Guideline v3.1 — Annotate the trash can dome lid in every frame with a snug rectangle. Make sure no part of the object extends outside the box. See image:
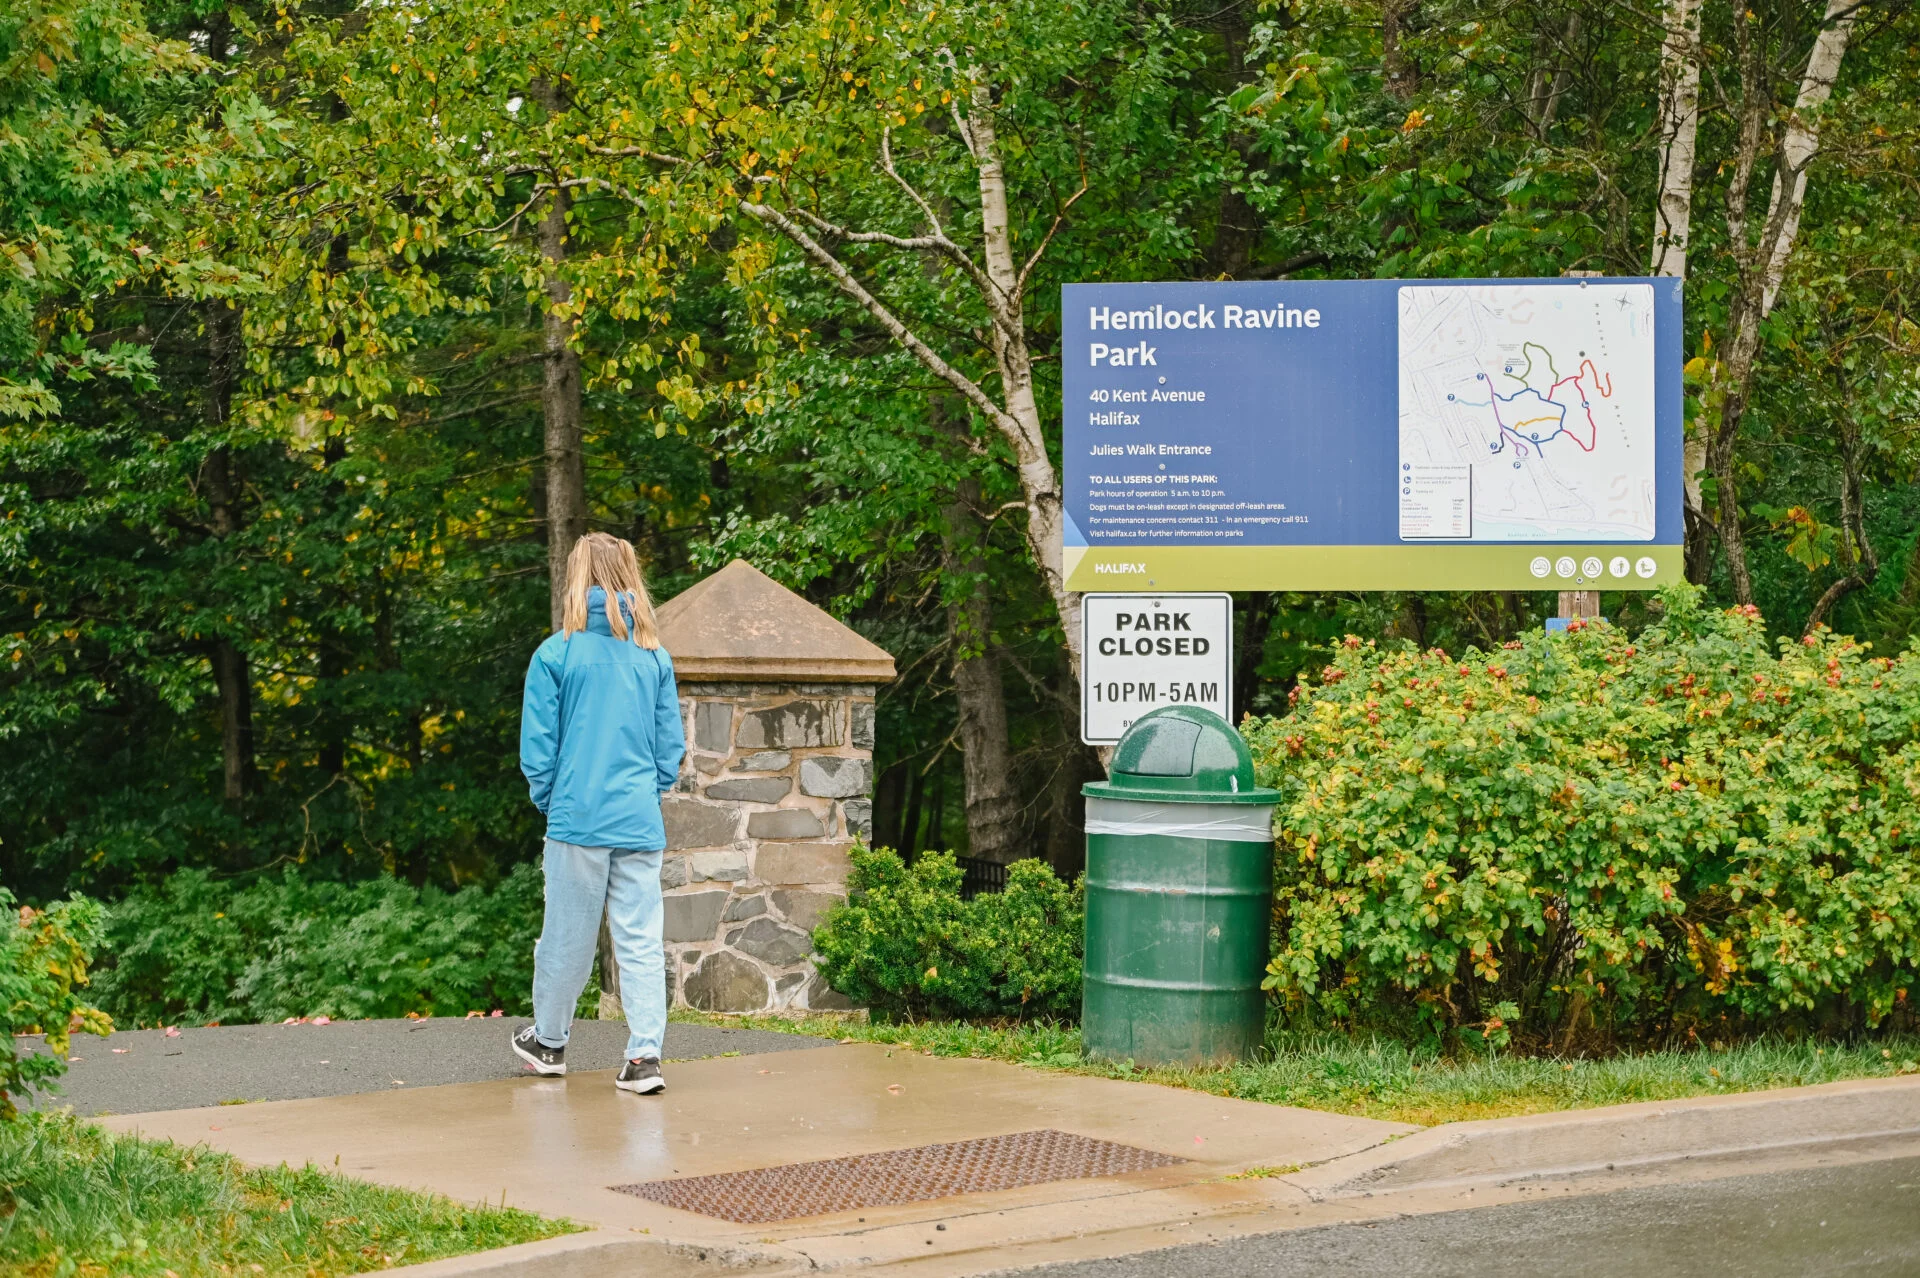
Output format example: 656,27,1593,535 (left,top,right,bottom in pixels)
1082,705,1280,804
